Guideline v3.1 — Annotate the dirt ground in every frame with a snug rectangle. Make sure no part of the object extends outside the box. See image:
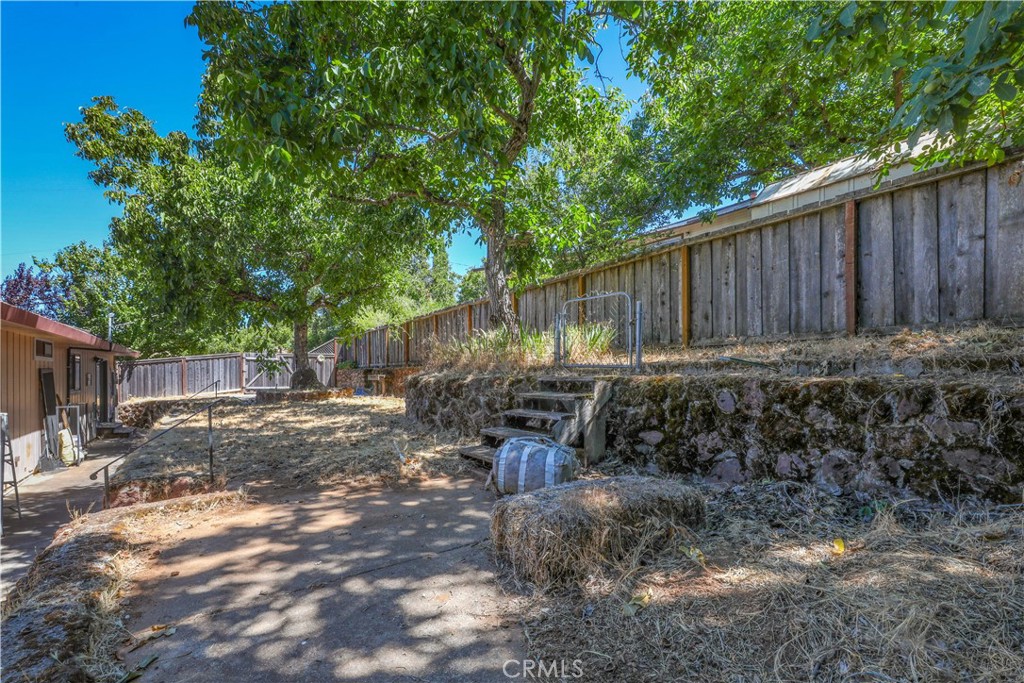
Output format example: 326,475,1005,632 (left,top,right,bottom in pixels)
118,477,521,683
112,396,473,494
510,474,1024,683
